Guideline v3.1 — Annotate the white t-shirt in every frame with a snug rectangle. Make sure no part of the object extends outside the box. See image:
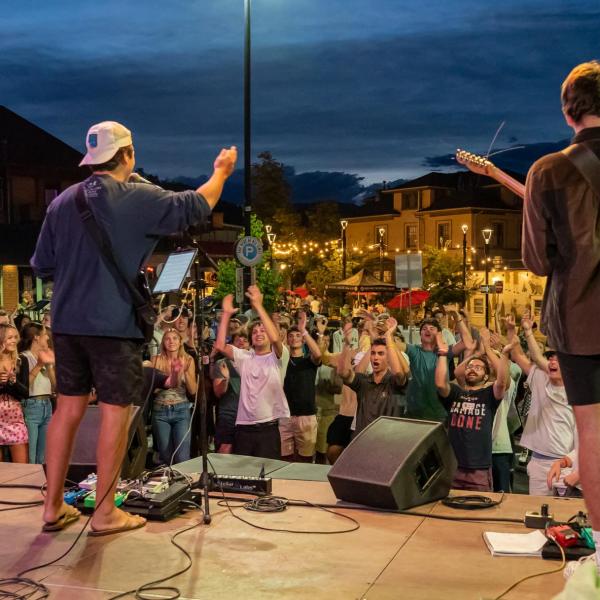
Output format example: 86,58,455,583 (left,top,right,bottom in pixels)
21,350,52,396
232,346,290,425
520,365,576,458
